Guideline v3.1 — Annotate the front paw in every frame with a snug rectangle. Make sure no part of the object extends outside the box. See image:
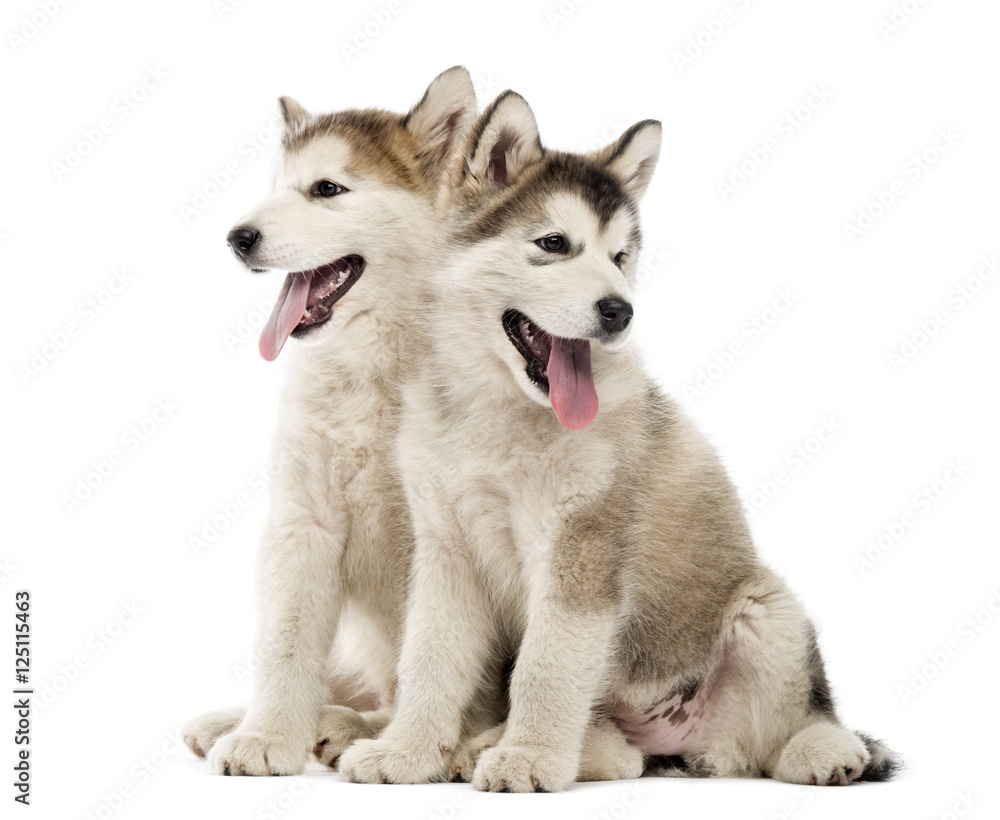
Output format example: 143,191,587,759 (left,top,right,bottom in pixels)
472,743,576,793
339,736,451,784
312,706,380,769
208,731,307,776
181,707,245,758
